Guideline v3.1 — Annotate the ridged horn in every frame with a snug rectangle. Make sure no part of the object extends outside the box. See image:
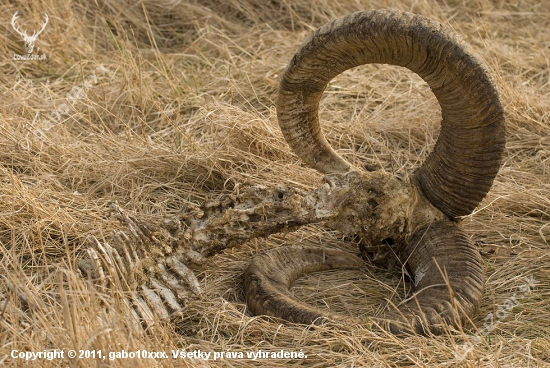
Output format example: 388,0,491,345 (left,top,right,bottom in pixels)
244,221,485,335
378,220,485,334
277,9,505,217
244,246,364,325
